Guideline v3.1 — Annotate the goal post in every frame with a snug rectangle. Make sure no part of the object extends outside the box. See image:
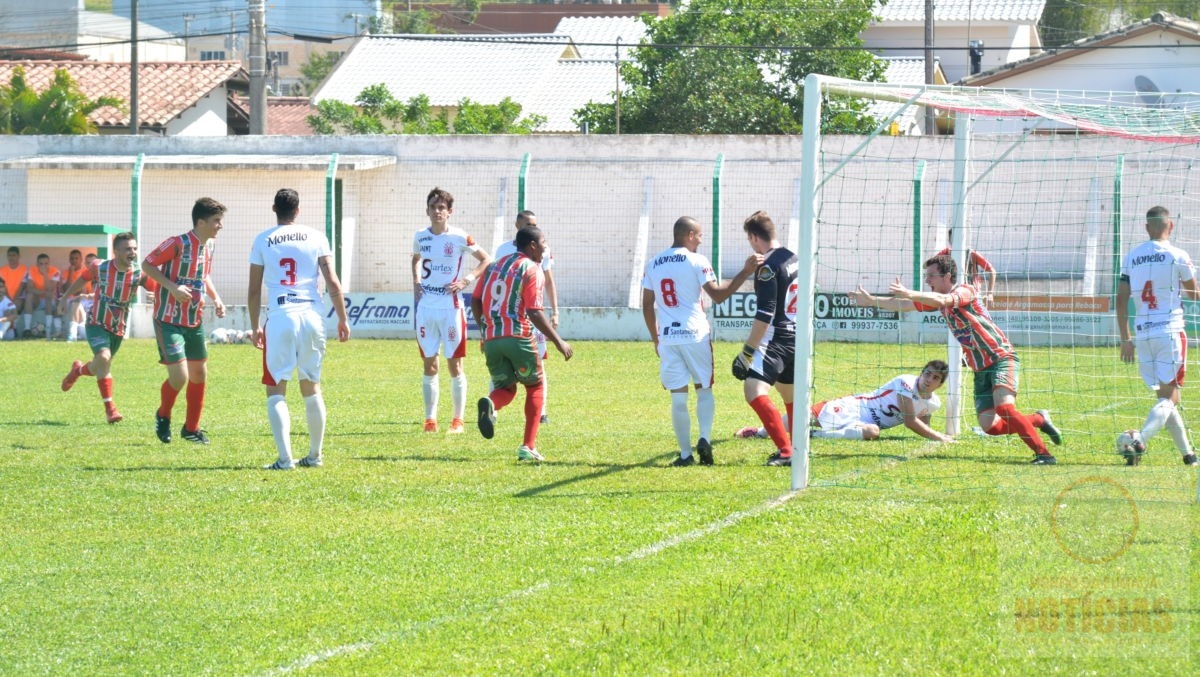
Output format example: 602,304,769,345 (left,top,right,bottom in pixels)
793,73,1200,491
